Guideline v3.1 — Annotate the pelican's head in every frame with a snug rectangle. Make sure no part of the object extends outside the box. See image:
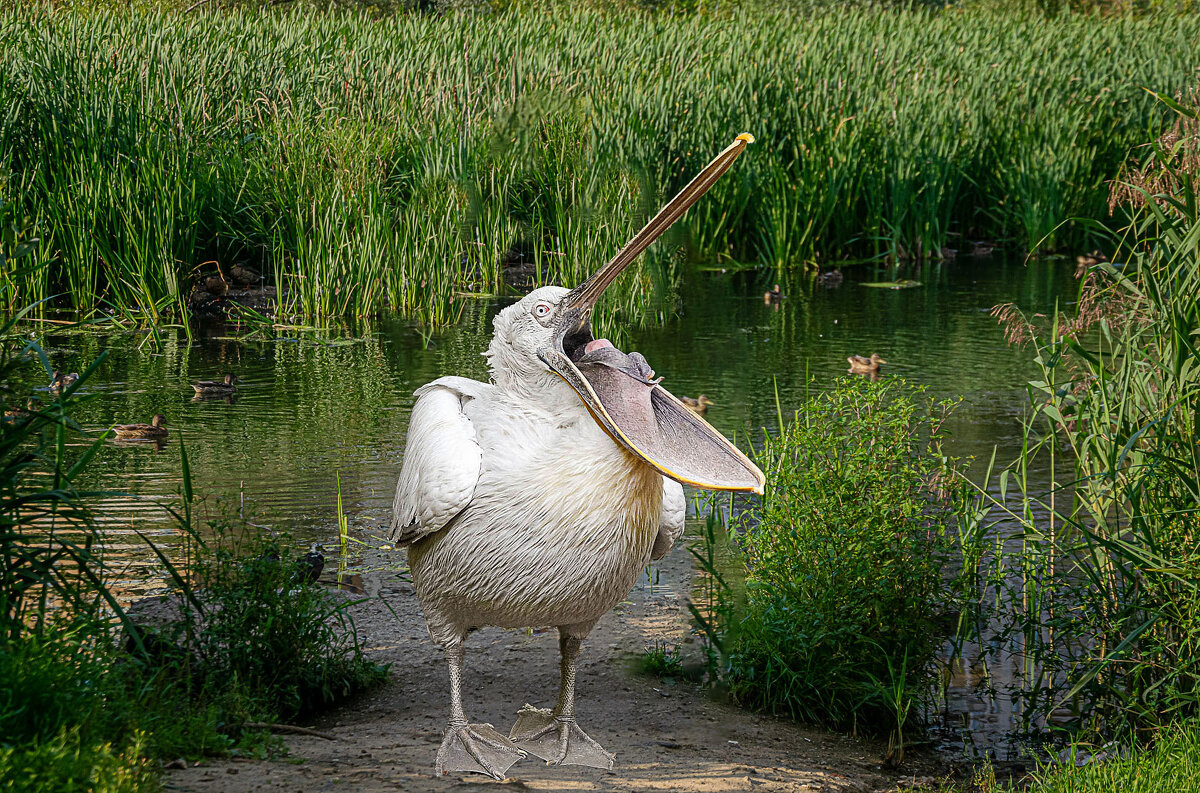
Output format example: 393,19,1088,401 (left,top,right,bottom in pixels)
487,286,573,395
488,134,765,495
